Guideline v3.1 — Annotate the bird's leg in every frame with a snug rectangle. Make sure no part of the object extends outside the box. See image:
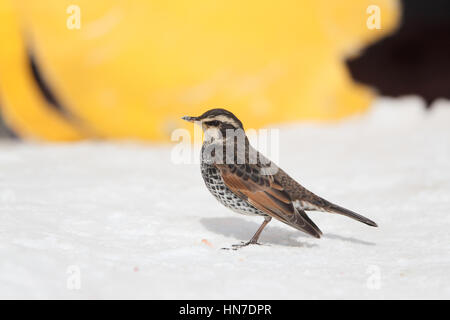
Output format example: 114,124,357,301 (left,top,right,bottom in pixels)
248,216,272,244
230,216,272,249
